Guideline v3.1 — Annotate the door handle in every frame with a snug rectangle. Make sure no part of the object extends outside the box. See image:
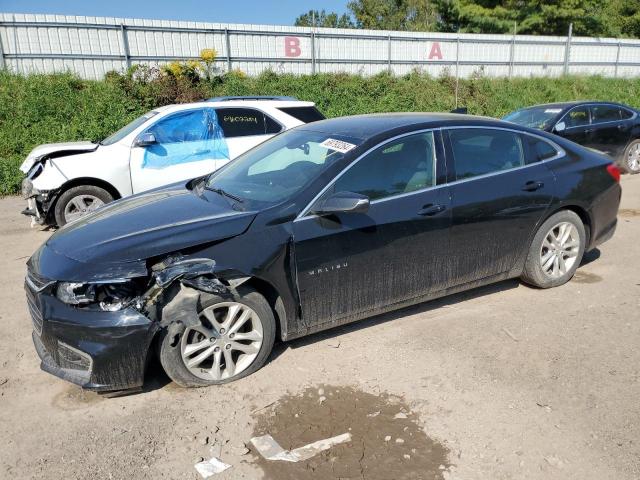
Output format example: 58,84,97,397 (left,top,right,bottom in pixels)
418,204,446,216
522,180,544,192
618,124,629,131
